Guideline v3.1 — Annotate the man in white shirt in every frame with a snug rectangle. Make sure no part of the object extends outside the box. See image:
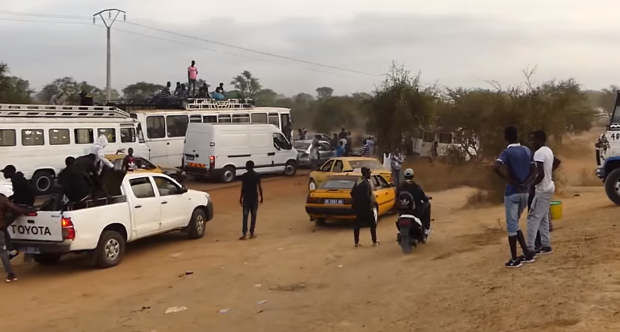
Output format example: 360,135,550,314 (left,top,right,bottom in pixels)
525,130,555,257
